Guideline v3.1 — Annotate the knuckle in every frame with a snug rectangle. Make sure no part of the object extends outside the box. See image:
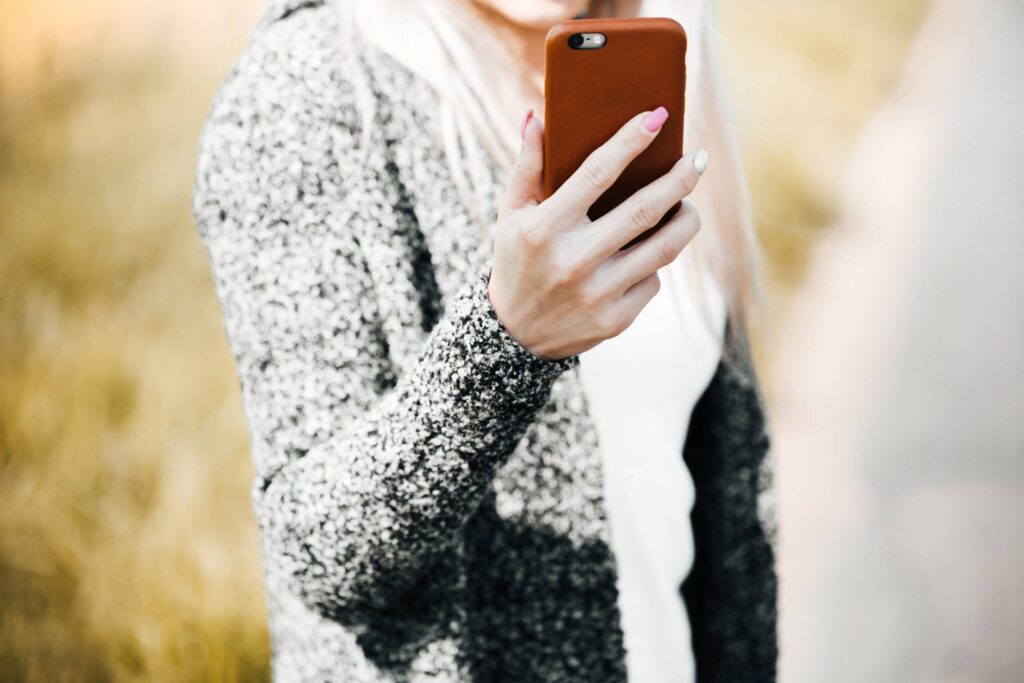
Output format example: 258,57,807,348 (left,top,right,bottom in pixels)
654,237,677,267
600,308,631,338
553,254,586,288
675,163,700,196
629,200,657,230
680,200,702,234
622,129,649,155
577,282,605,311
519,222,549,251
648,272,663,296
582,156,611,189
513,155,533,175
